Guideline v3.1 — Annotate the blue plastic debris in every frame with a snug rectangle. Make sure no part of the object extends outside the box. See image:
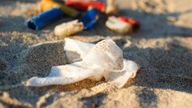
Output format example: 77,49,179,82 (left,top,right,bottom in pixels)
26,8,64,30
80,8,98,30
